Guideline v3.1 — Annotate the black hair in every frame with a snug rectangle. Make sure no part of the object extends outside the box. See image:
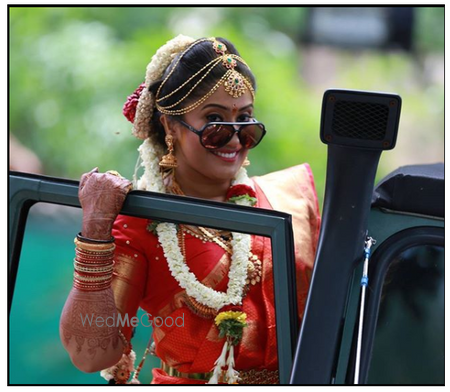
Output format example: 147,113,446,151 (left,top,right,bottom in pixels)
148,37,257,147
